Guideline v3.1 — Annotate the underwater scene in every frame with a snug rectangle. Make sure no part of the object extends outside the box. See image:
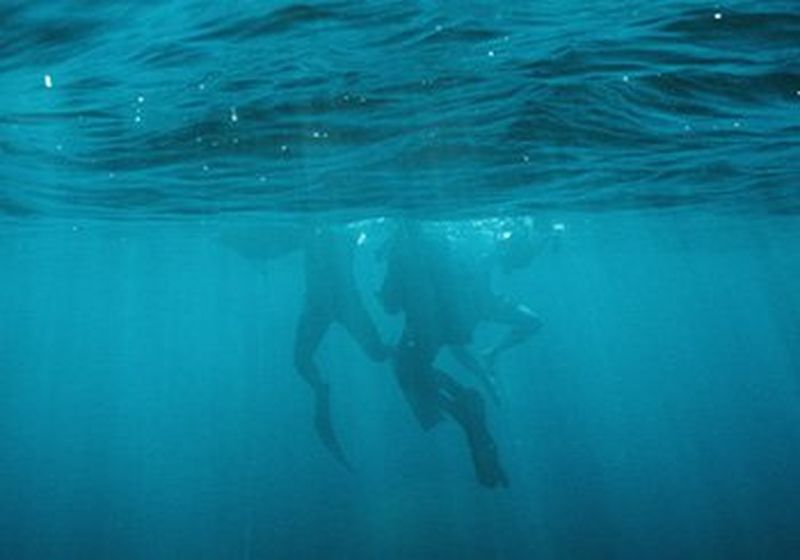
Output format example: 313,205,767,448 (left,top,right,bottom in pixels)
1,1,799,558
